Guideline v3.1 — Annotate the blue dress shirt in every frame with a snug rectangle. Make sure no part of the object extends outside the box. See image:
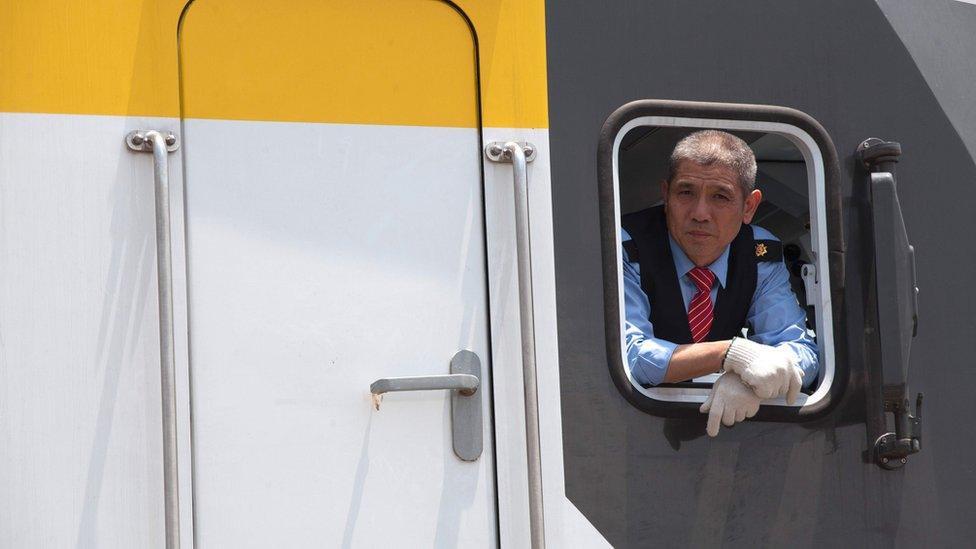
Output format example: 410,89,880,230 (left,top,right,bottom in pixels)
621,225,819,388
